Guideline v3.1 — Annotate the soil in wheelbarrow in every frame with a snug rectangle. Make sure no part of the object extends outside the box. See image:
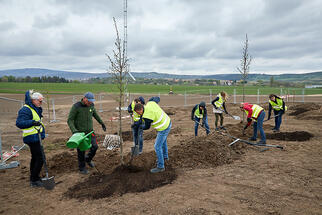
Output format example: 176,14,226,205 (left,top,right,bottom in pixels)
64,132,246,200
266,131,314,141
